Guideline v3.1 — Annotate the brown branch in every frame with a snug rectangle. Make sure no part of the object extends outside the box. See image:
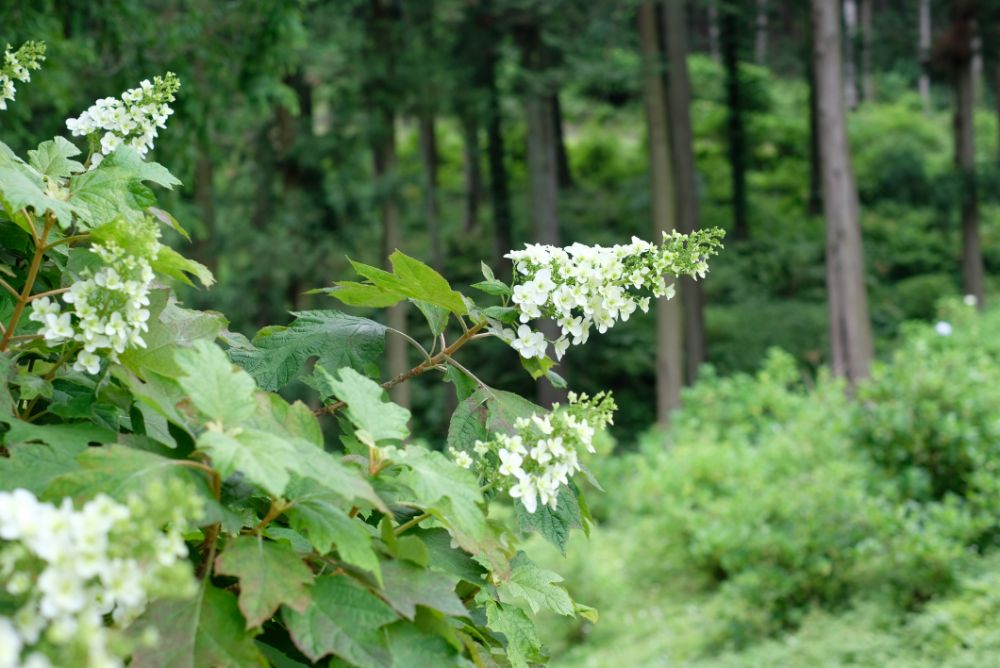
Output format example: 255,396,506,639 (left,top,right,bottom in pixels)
1,213,55,352
314,320,486,416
